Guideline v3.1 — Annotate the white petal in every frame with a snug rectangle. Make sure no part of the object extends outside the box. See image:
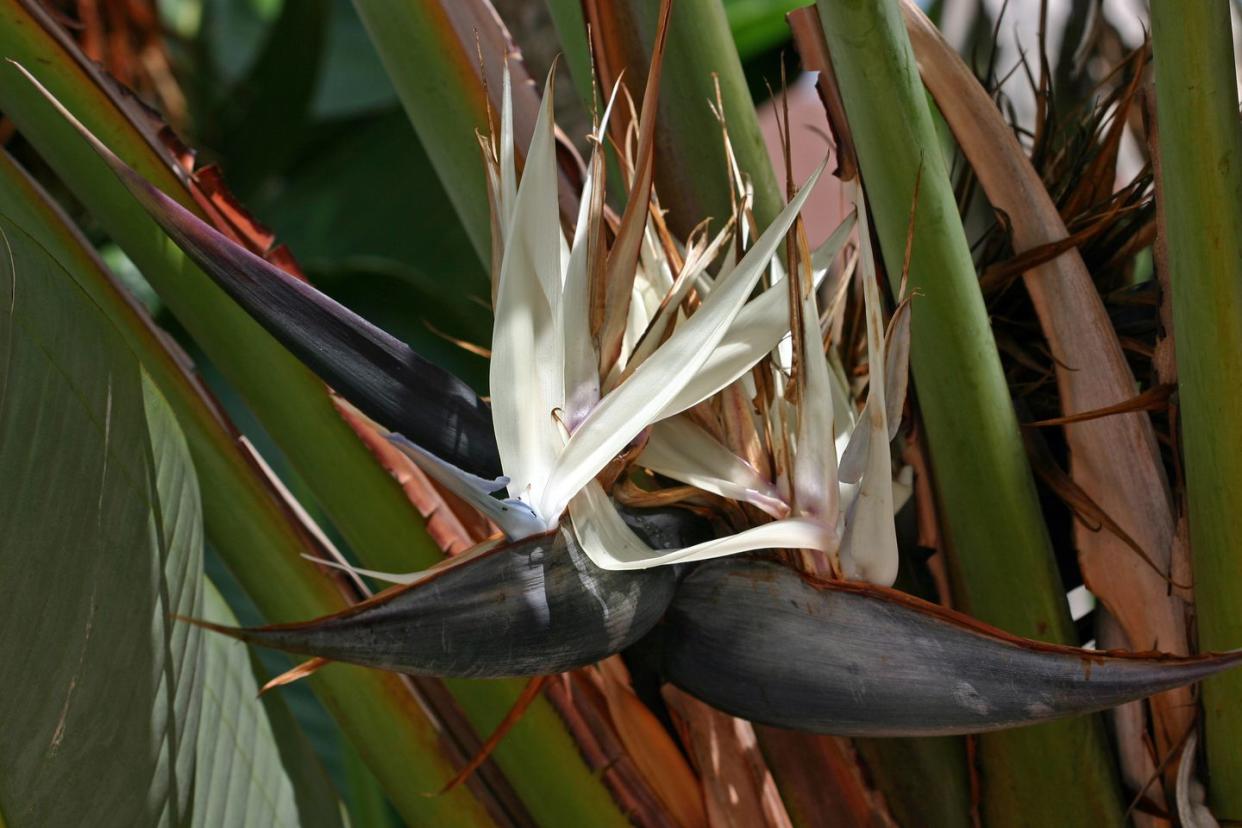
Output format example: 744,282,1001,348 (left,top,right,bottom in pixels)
793,240,841,530
303,538,504,585
490,68,564,503
884,297,912,440
499,64,518,238
838,188,898,586
639,417,788,518
562,85,620,428
569,479,833,570
388,435,547,539
837,400,871,485
656,211,856,419
539,161,827,521
626,215,737,373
